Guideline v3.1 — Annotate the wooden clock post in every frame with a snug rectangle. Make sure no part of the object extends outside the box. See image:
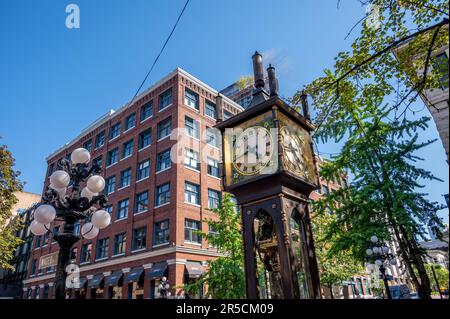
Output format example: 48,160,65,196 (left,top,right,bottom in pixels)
215,52,322,299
